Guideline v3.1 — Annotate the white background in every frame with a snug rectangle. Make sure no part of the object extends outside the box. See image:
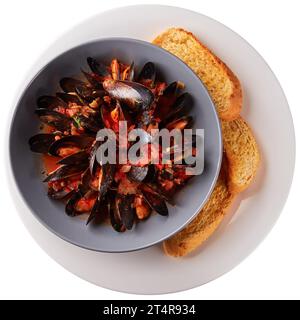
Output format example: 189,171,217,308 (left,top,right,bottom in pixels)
0,0,299,300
